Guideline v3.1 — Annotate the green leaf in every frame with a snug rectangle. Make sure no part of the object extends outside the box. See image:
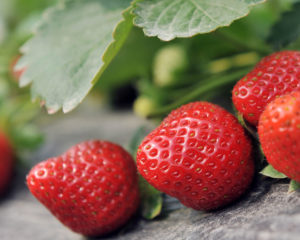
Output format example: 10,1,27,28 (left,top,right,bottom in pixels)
289,180,300,193
10,124,44,151
128,126,149,157
236,112,258,140
0,18,8,45
260,164,287,179
0,79,10,101
132,0,266,41
267,2,300,49
17,0,133,114
243,0,266,5
128,127,163,219
0,92,43,153
97,28,165,91
139,176,163,219
0,0,54,30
